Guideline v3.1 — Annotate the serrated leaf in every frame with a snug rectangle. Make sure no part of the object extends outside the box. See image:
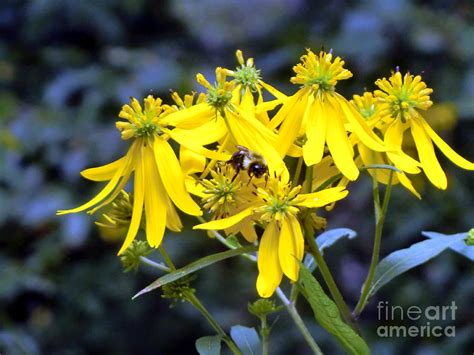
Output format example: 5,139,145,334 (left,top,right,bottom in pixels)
298,264,370,355
196,335,222,355
368,233,467,298
133,245,257,299
230,325,261,355
422,231,474,261
304,228,357,272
